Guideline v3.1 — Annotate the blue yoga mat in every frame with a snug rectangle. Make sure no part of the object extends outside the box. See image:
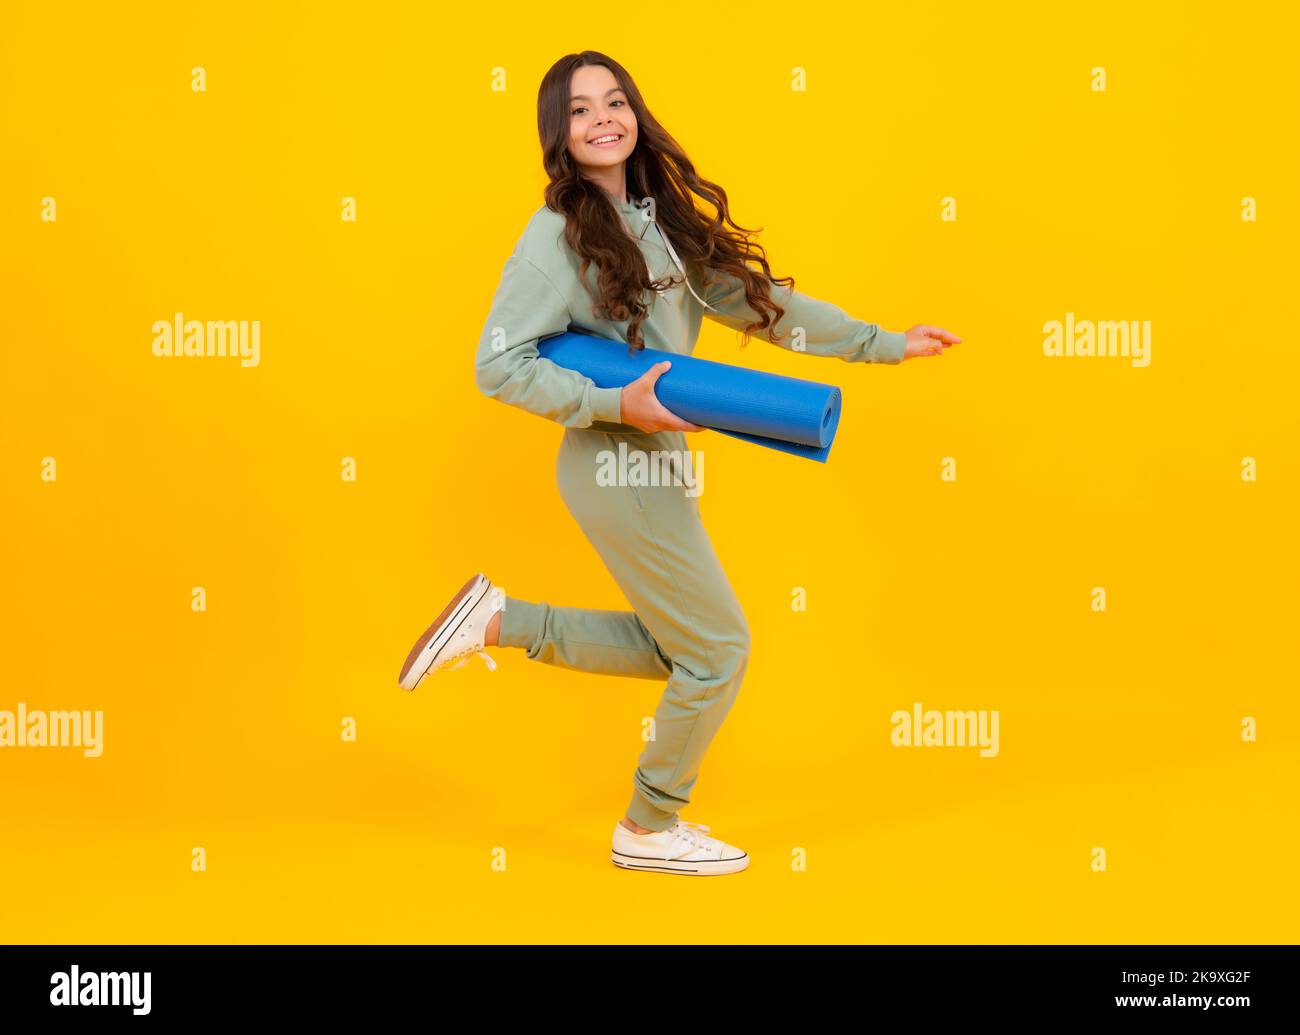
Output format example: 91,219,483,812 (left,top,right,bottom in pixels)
536,332,844,462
